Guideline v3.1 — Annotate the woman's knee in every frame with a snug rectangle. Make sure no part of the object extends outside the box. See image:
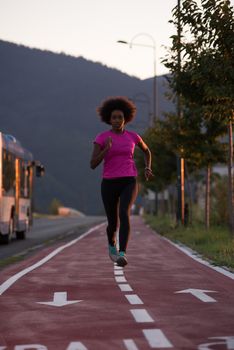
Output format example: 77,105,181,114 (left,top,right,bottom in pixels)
119,207,130,222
